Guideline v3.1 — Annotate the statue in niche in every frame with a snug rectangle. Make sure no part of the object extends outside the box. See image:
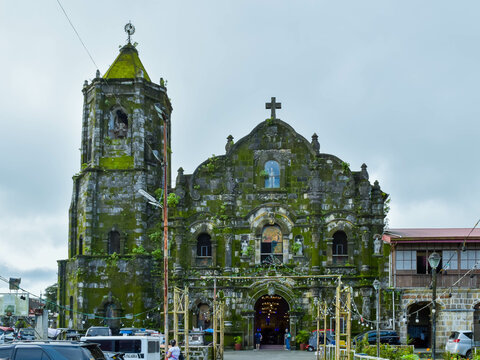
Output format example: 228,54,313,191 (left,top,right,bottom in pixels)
295,236,303,255
109,109,128,138
241,239,249,256
374,235,382,255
